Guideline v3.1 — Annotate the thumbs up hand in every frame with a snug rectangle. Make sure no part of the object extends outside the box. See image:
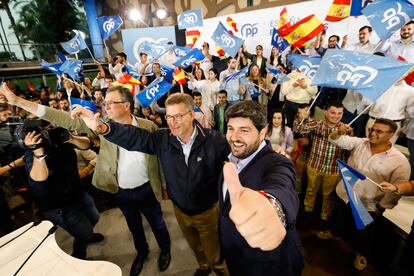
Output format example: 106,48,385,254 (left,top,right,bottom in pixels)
223,162,287,251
